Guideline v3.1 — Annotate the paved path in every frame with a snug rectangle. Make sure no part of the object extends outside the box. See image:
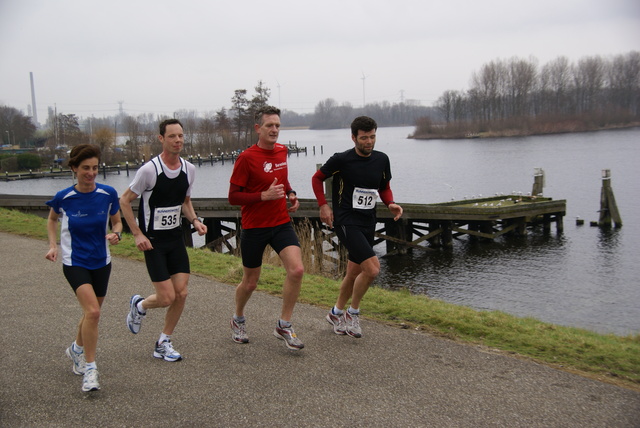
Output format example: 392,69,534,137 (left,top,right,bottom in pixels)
1,232,639,427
